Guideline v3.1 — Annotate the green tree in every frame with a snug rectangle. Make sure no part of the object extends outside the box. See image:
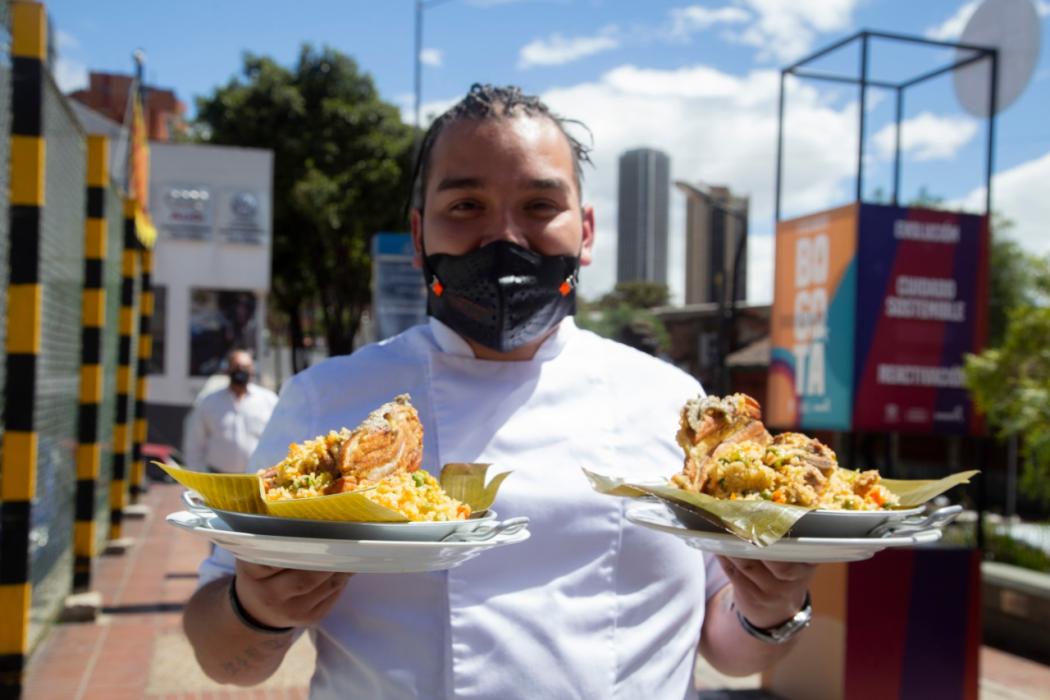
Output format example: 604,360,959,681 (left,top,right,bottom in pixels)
594,281,670,310
965,304,1050,505
577,282,672,355
195,46,415,365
